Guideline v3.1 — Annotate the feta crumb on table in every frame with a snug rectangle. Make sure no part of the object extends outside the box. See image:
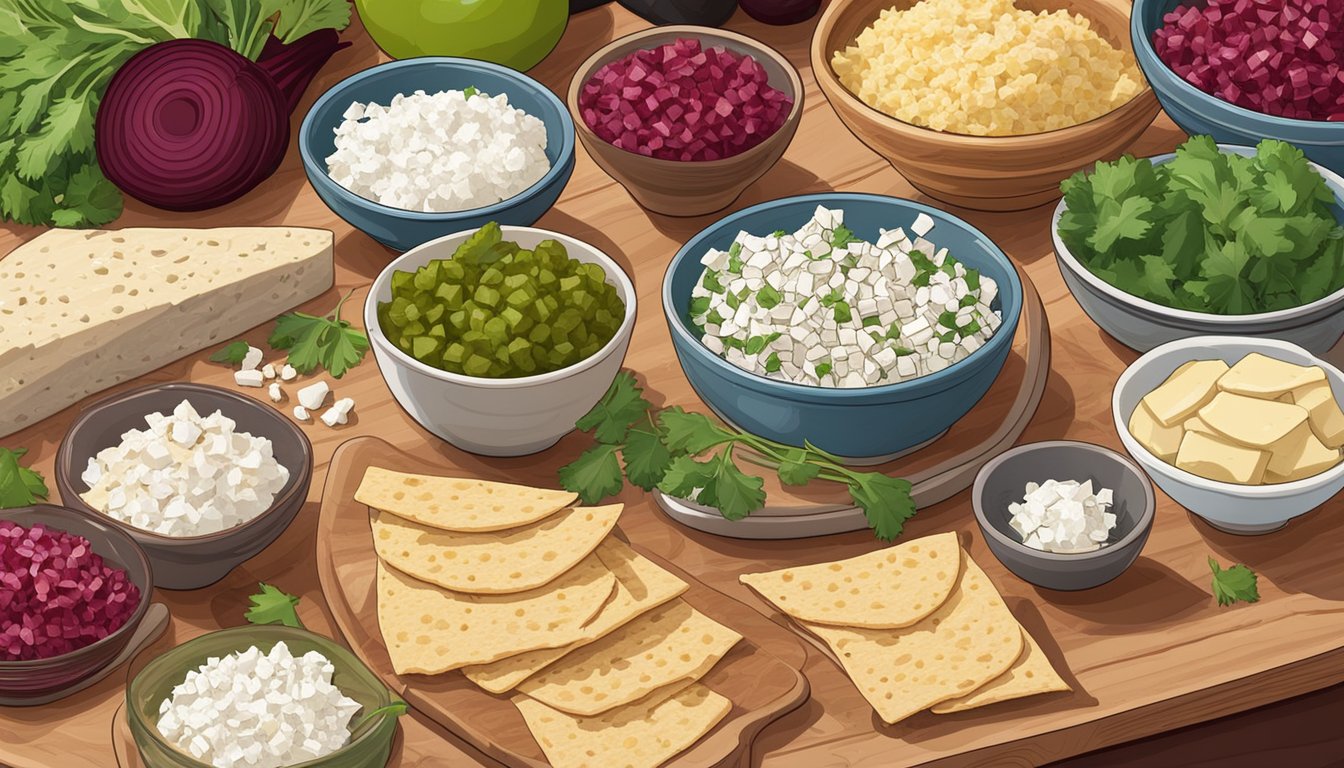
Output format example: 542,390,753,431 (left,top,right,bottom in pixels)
297,381,330,411
233,369,264,388
267,383,284,403
240,345,264,372
689,206,1002,388
261,363,276,380
293,405,311,422
280,364,298,382
1008,479,1117,554
320,397,356,427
